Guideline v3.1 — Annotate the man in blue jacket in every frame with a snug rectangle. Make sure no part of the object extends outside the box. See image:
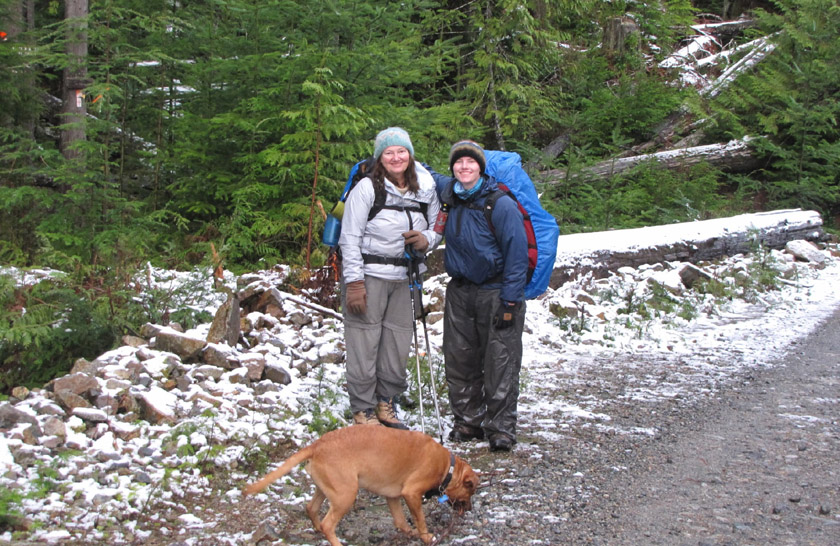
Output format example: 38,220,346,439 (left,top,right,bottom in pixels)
430,140,528,452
